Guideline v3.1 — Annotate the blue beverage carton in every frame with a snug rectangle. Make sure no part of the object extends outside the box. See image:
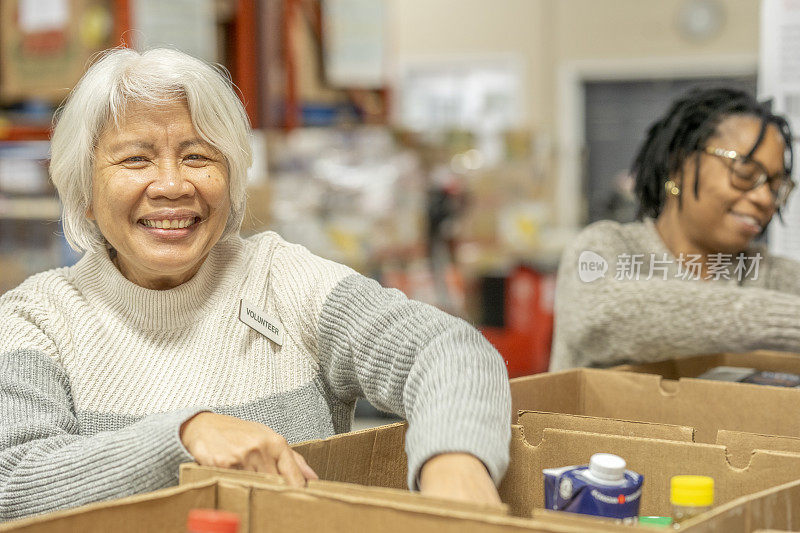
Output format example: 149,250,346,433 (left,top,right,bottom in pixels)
543,453,643,519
